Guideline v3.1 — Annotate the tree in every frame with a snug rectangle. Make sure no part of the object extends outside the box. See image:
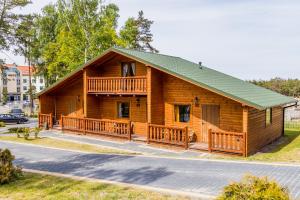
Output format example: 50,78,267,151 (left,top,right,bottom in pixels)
32,1,158,85
0,0,31,50
14,14,36,114
251,78,300,97
31,4,59,87
120,11,158,53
